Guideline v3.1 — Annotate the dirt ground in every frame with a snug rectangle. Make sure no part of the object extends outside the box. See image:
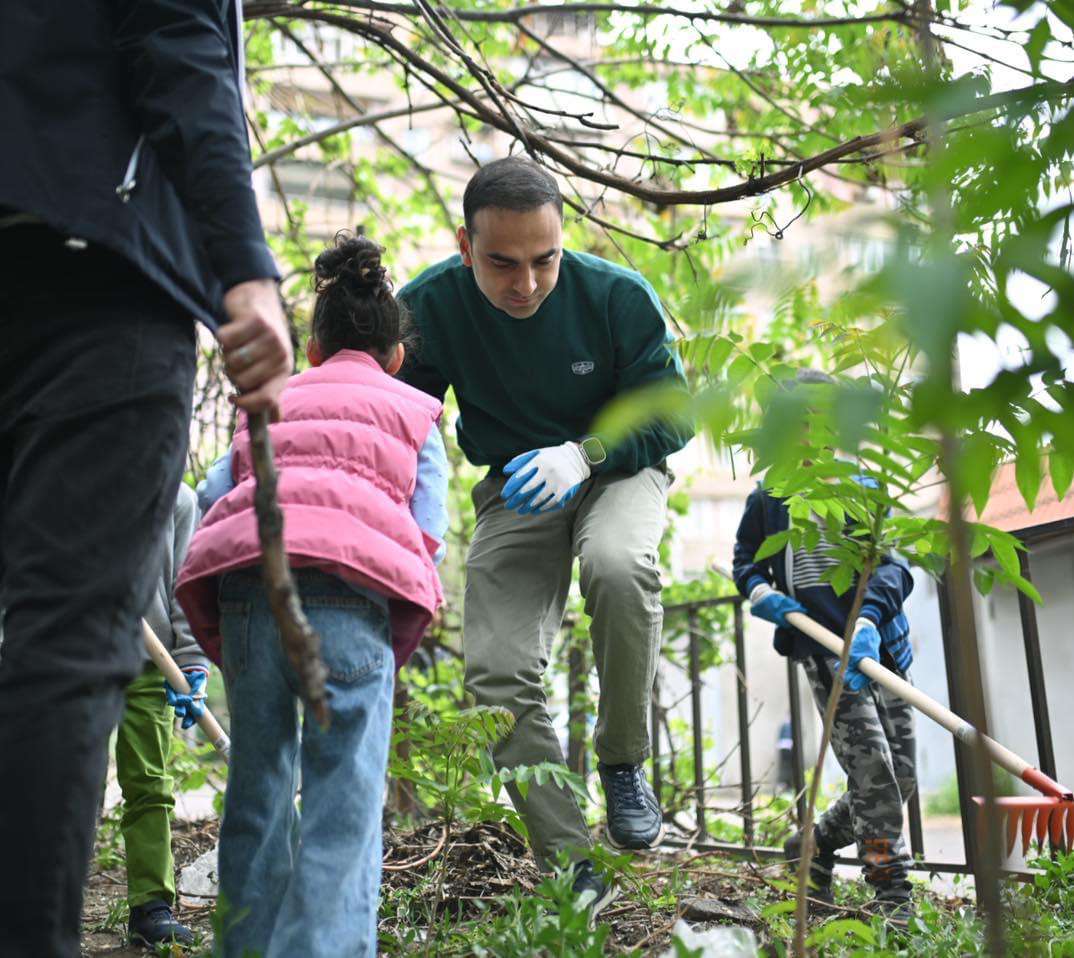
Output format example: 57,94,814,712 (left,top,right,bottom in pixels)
82,819,219,957
80,818,747,956
81,817,942,956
